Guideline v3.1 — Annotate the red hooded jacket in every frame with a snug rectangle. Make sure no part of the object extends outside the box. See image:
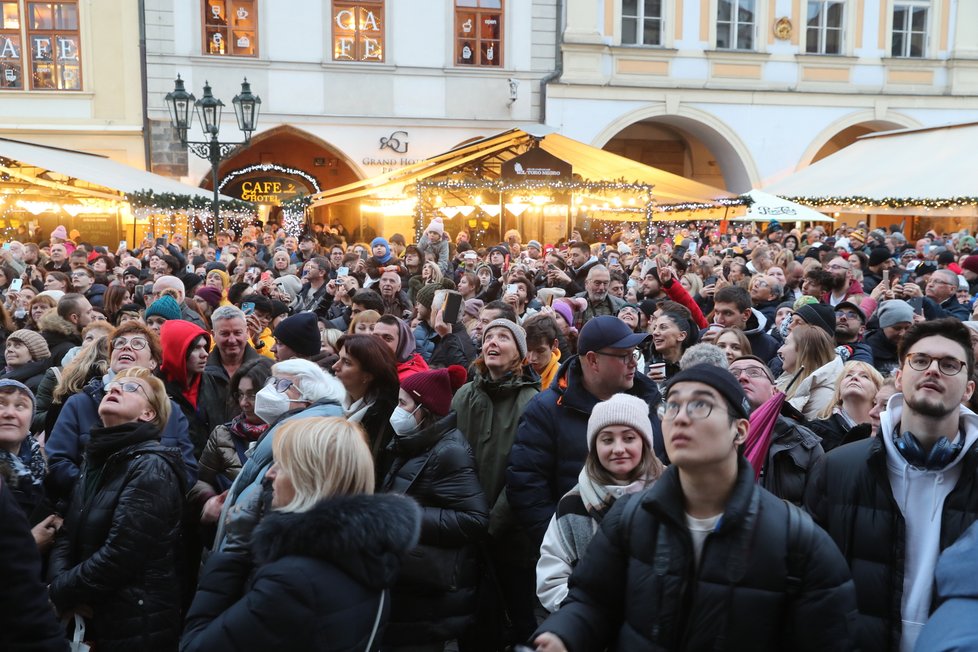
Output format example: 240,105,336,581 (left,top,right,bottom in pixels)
160,320,211,408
